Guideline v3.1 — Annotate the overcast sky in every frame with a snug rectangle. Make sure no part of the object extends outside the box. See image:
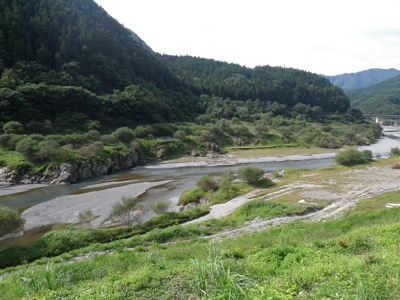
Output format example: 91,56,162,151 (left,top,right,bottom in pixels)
93,0,400,76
